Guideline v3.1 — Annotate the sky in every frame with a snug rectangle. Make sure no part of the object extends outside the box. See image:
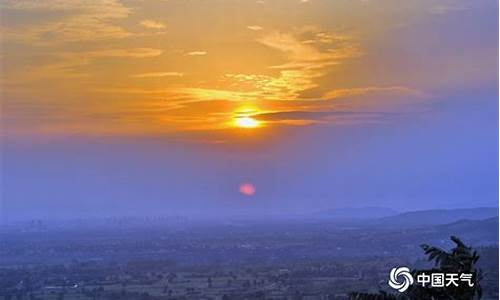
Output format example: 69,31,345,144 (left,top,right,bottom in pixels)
0,0,498,220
